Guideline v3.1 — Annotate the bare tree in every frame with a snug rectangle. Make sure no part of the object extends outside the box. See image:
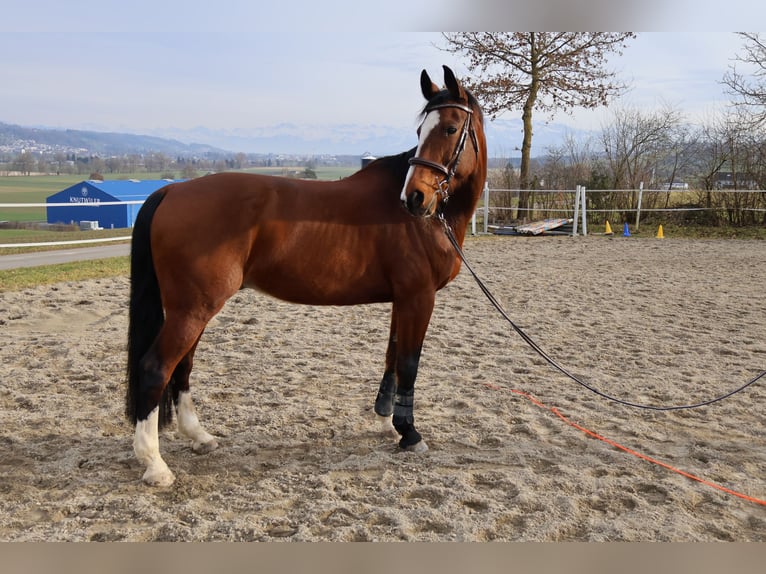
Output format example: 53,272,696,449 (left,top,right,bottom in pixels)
12,151,36,175
234,152,247,170
693,111,735,194
598,104,686,224
181,163,199,179
723,32,766,128
105,156,124,174
692,109,766,225
441,32,635,219
53,152,68,175
539,133,596,189
600,104,683,189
